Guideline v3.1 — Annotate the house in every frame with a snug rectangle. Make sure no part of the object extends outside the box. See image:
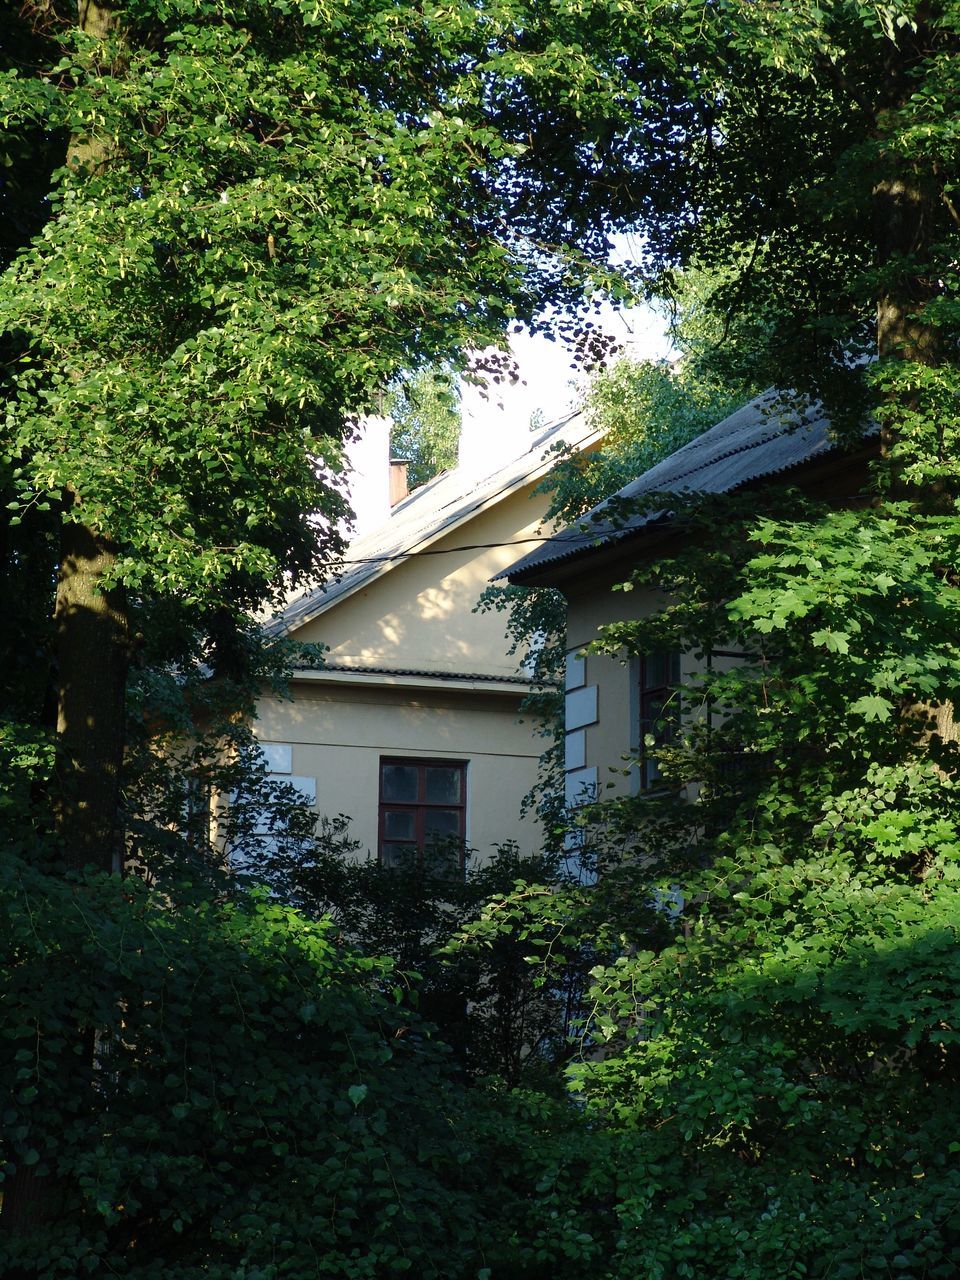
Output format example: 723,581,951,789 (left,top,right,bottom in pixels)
256,411,602,866
501,391,878,805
